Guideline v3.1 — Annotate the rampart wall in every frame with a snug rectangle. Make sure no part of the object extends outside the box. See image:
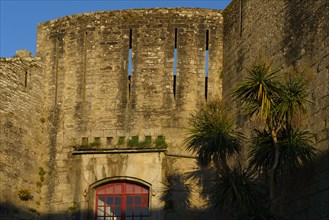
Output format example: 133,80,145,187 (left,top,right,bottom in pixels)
0,52,46,217
223,0,329,219
34,8,223,218
1,3,328,219
37,8,223,153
